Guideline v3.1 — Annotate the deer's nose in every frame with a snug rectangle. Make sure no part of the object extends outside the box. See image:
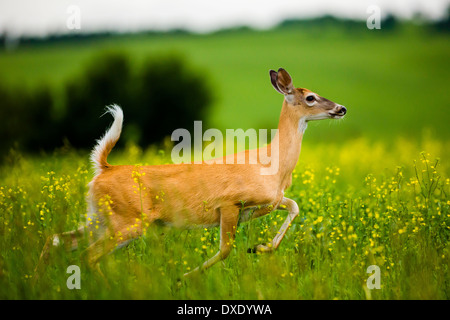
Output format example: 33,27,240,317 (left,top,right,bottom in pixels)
338,105,347,115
